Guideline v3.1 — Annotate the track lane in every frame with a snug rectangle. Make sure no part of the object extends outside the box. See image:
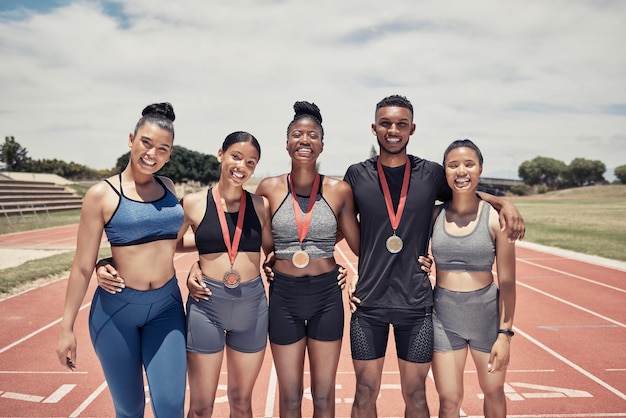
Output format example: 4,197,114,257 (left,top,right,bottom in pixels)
1,226,626,416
